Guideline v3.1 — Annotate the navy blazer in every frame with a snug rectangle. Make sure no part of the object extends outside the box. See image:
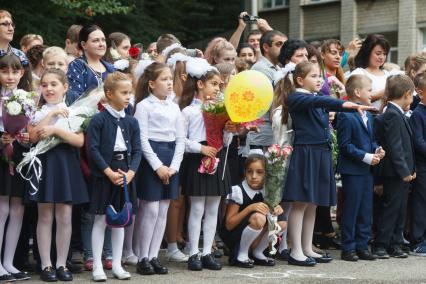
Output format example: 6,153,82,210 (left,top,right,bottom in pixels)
87,110,142,177
375,103,415,178
288,91,345,145
336,110,378,175
409,103,426,171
